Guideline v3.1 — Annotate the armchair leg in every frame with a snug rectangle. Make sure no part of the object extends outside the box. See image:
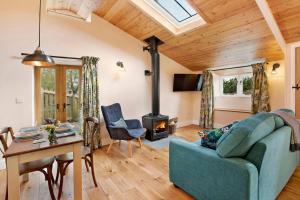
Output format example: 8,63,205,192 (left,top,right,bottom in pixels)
128,140,132,157
107,143,113,154
137,137,142,148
